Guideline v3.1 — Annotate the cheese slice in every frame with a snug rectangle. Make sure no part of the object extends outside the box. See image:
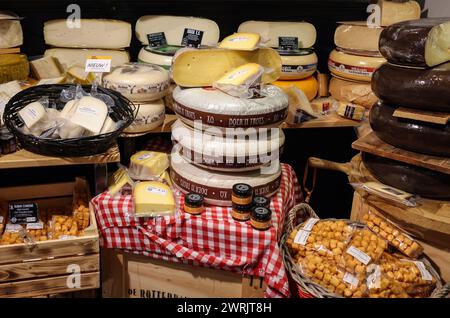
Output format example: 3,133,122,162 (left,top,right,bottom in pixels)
279,49,318,80
0,19,23,48
135,15,220,46
133,181,175,217
172,47,282,87
44,19,131,49
44,48,130,71
328,50,386,82
213,63,263,97
69,96,108,134
219,33,260,51
129,151,170,181
30,56,63,80
0,80,21,99
379,0,421,27
0,54,29,84
238,20,317,48
18,101,46,129
273,76,318,101
334,22,383,54
329,76,378,109
123,100,165,134
66,65,95,84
